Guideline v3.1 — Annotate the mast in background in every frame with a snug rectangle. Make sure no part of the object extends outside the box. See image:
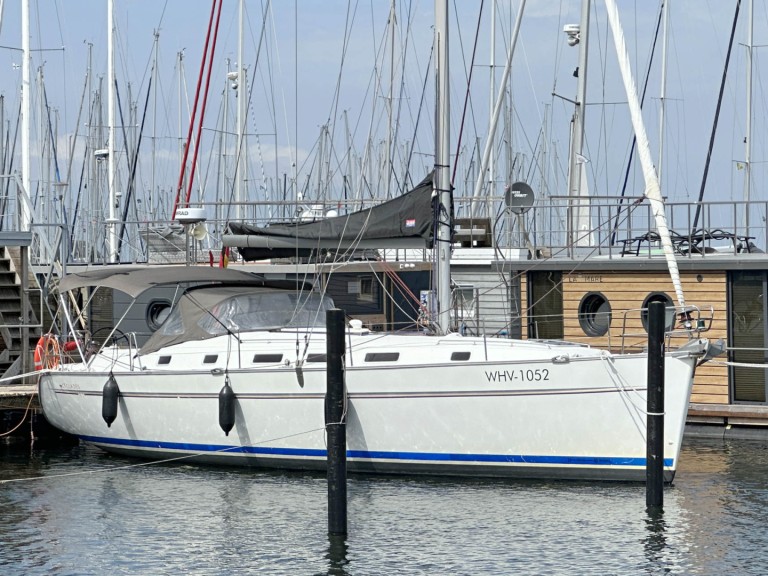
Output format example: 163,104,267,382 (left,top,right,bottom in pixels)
657,0,669,183
743,0,753,235
235,0,246,221
107,0,118,262
21,0,30,231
